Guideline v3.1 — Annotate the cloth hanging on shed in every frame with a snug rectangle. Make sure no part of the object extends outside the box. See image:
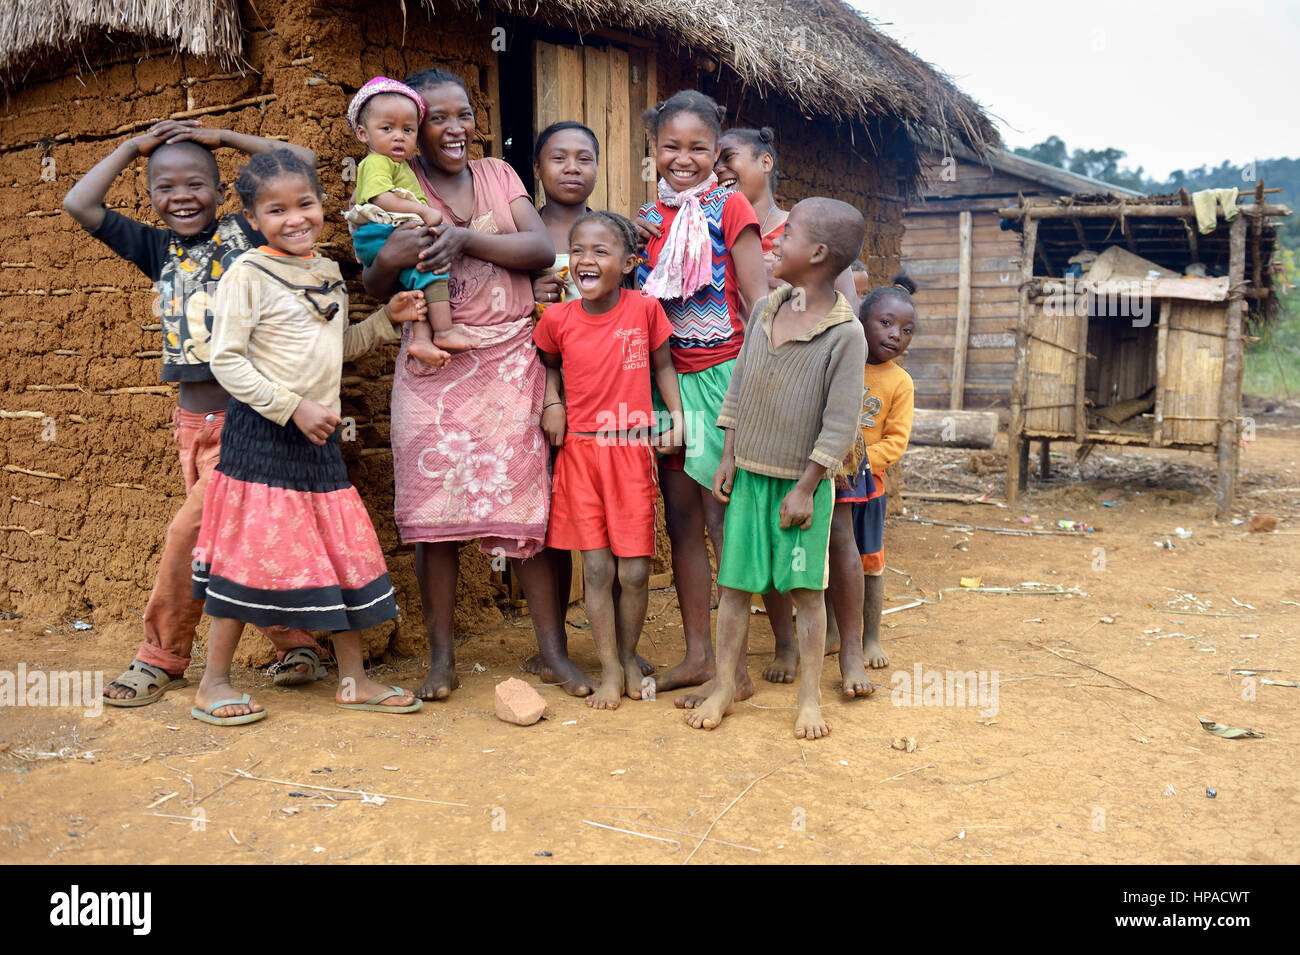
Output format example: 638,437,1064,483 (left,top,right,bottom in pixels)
1191,188,1239,234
